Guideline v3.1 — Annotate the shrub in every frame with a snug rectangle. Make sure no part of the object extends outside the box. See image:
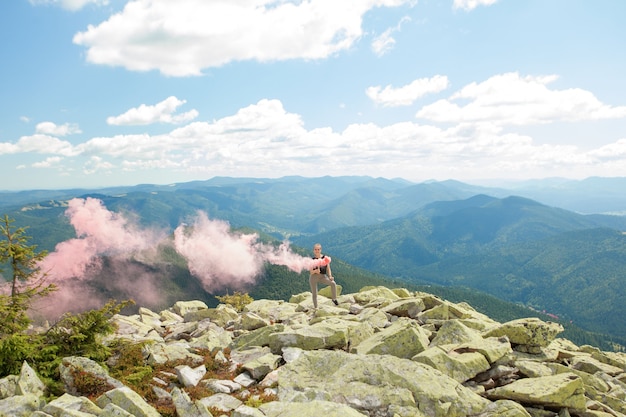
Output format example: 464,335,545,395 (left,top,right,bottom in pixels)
215,291,253,312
